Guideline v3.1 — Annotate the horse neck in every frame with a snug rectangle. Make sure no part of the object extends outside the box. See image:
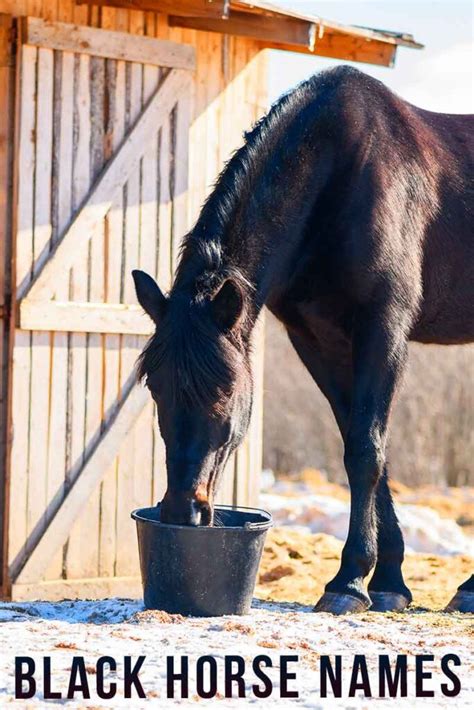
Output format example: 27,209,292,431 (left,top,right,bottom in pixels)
228,164,323,313
177,88,332,318
191,156,323,316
